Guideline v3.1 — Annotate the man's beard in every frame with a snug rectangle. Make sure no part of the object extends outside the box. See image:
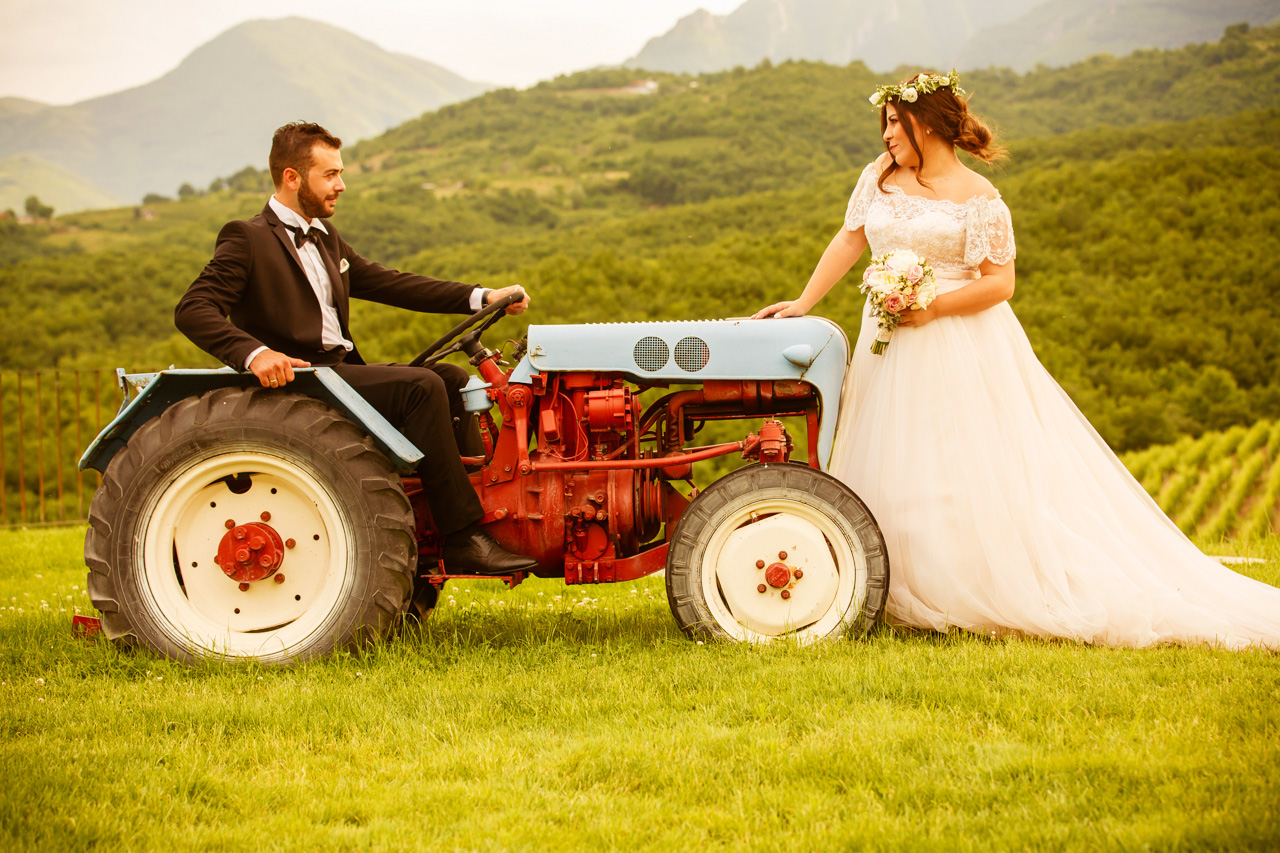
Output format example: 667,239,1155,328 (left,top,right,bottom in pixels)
298,179,333,220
